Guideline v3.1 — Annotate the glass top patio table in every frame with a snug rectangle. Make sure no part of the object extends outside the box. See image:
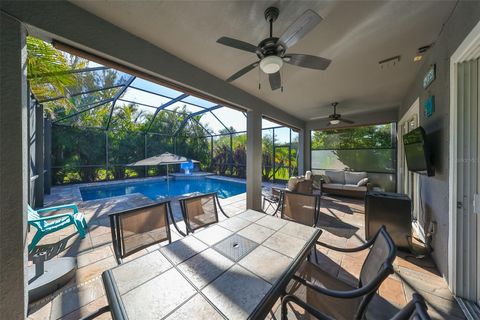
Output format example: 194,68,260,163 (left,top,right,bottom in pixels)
101,209,321,320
